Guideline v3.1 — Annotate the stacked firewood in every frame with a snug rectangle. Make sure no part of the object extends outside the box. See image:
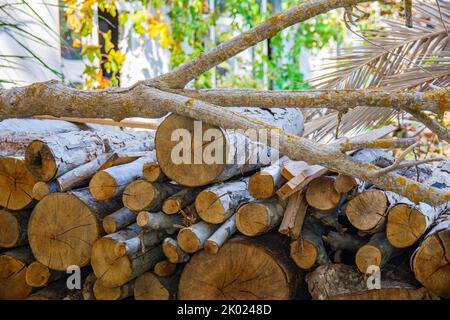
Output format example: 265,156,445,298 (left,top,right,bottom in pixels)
0,114,448,300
